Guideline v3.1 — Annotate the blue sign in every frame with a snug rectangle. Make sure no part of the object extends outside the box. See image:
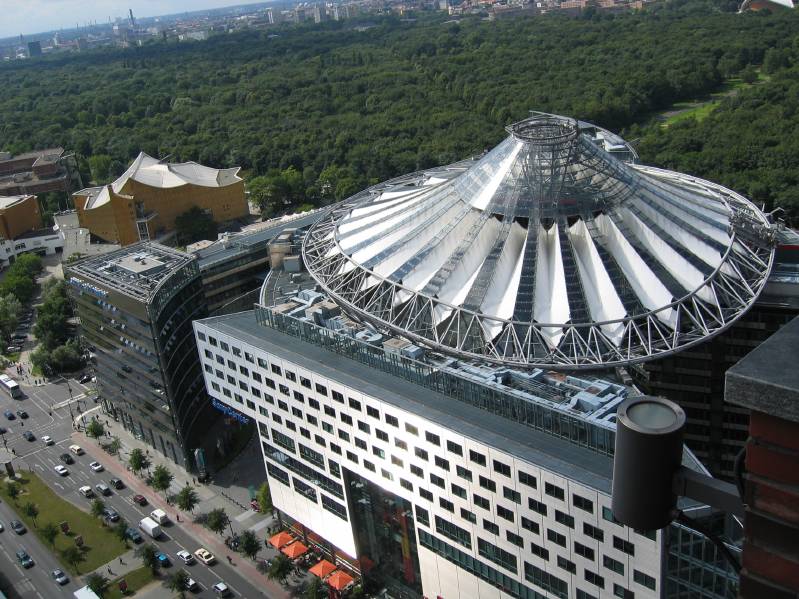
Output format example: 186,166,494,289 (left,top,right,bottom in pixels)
68,277,108,298
211,398,248,424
